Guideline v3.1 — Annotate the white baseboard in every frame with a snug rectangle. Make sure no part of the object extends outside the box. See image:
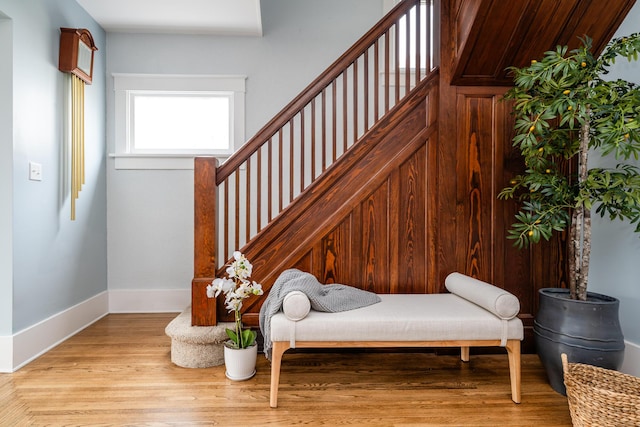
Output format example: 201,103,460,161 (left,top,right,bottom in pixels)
621,340,640,377
108,289,190,313
0,335,12,373
1,289,190,372
1,292,109,373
